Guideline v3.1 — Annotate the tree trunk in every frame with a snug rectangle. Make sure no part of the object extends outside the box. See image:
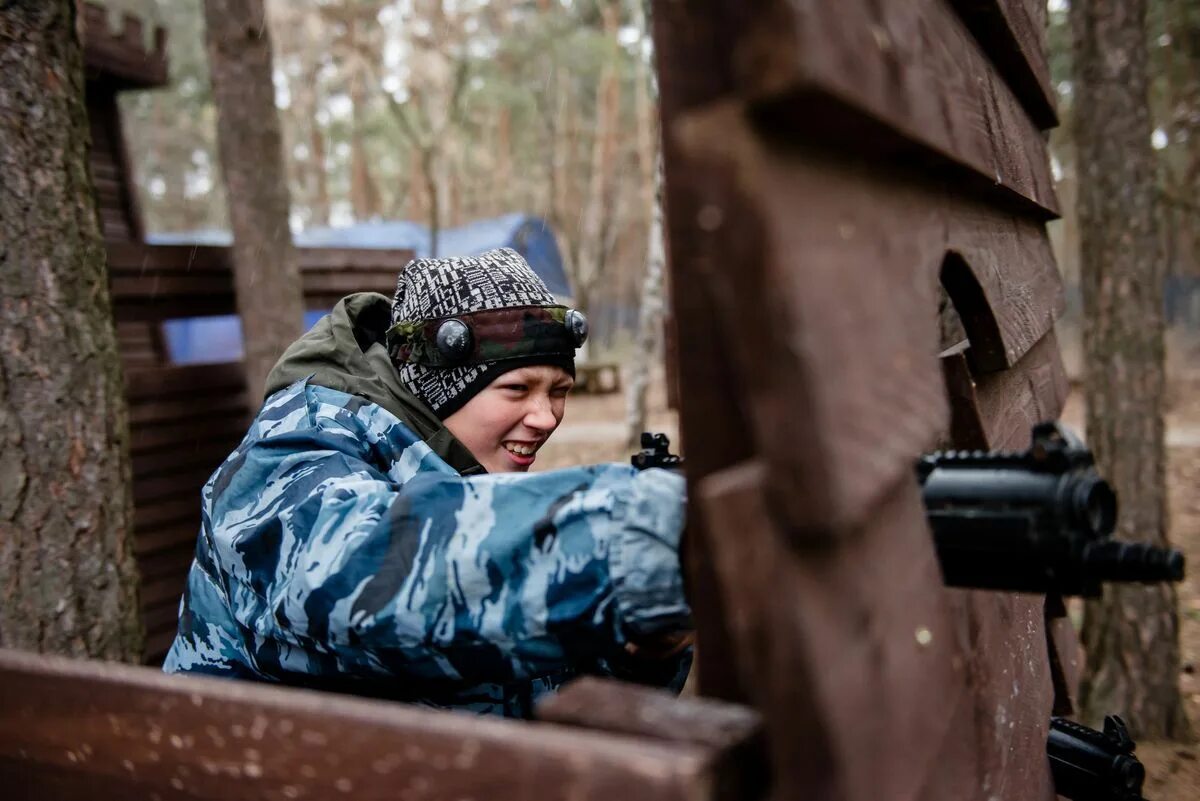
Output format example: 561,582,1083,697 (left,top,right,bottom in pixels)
626,156,666,449
0,0,142,660
1072,0,1188,739
574,0,622,316
203,0,304,405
